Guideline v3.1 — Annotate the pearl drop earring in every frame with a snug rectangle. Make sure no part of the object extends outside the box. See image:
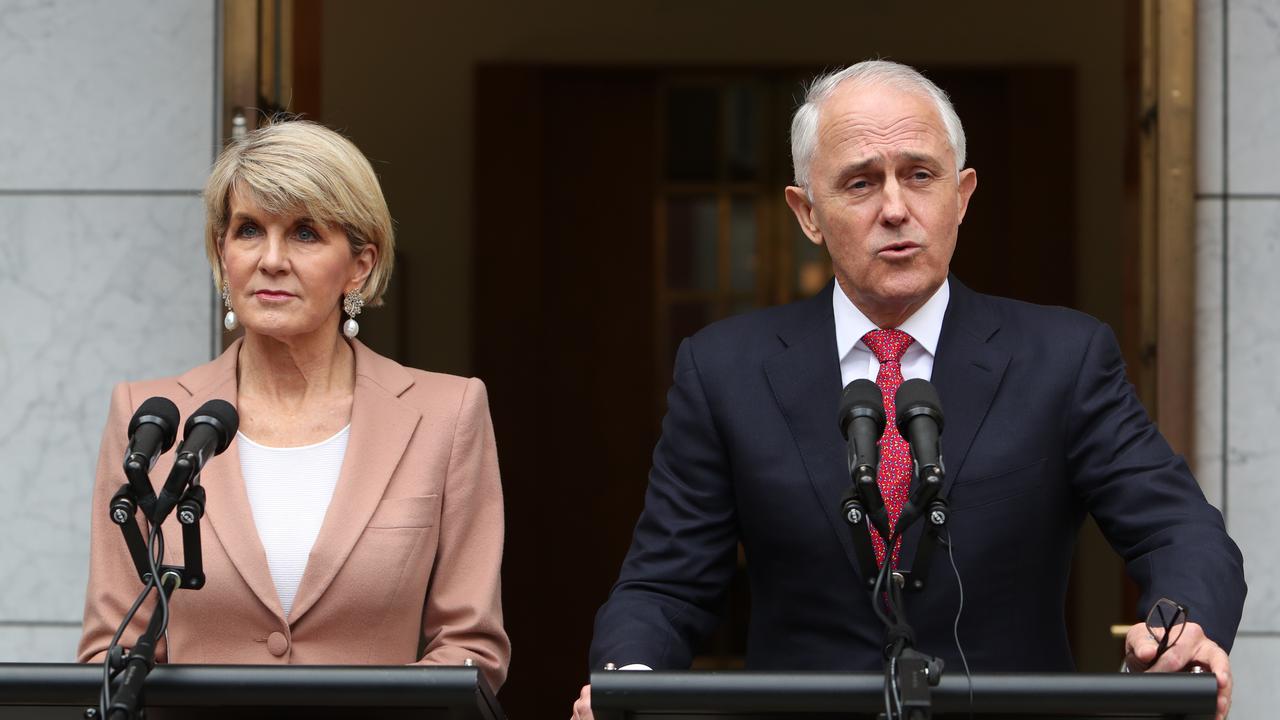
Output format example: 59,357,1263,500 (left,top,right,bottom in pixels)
343,290,364,338
222,281,238,331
